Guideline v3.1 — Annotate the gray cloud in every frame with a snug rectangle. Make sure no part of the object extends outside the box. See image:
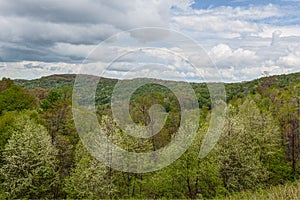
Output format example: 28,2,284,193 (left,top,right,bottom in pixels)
24,63,43,69
0,0,176,62
49,66,59,71
271,30,282,46
0,1,299,82
0,1,170,26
